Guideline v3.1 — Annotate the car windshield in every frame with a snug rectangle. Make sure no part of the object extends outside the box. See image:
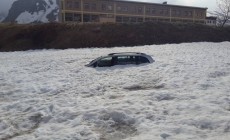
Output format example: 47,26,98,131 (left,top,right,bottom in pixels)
97,57,113,67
